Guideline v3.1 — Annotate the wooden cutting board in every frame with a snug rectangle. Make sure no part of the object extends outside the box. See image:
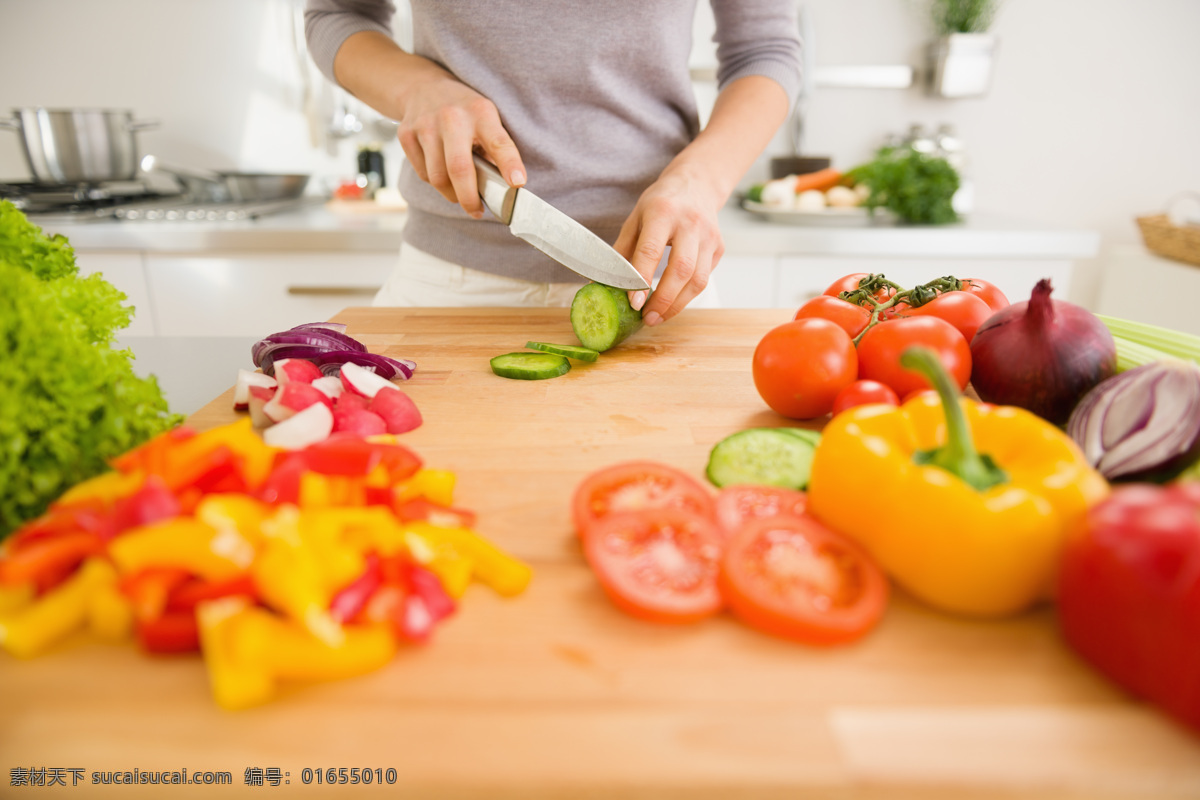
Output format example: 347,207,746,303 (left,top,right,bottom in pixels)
4,307,1199,799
